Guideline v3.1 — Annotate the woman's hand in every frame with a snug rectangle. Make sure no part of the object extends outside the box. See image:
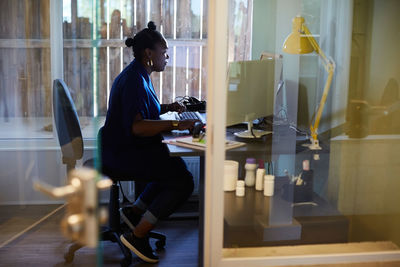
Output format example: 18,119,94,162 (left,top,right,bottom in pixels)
167,102,186,113
177,119,198,131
